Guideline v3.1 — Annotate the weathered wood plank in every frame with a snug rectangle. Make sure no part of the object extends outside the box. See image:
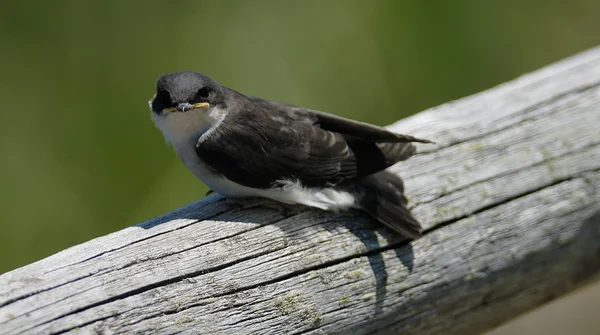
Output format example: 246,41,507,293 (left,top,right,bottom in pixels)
1,46,600,335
